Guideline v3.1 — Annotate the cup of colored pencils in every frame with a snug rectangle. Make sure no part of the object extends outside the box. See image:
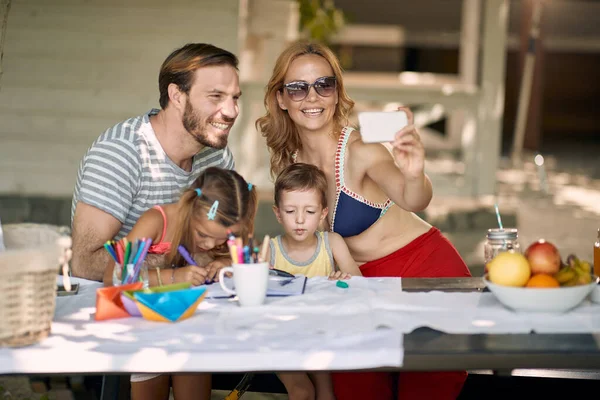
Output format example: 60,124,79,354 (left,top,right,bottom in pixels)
104,238,153,288
225,232,270,264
